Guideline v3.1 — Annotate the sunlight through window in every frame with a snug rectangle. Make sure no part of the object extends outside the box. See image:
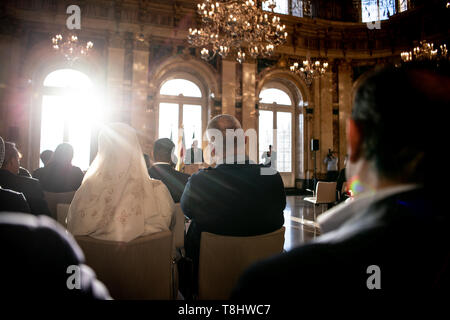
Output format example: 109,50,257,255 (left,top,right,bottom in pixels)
160,79,202,97
158,78,204,157
158,103,179,146
259,88,292,105
40,69,102,170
